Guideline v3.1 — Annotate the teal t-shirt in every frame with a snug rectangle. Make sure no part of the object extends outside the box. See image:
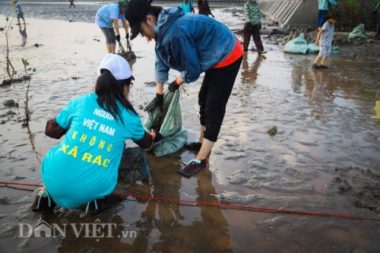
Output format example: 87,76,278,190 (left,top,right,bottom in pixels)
41,93,145,208
180,1,193,14
95,3,125,28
